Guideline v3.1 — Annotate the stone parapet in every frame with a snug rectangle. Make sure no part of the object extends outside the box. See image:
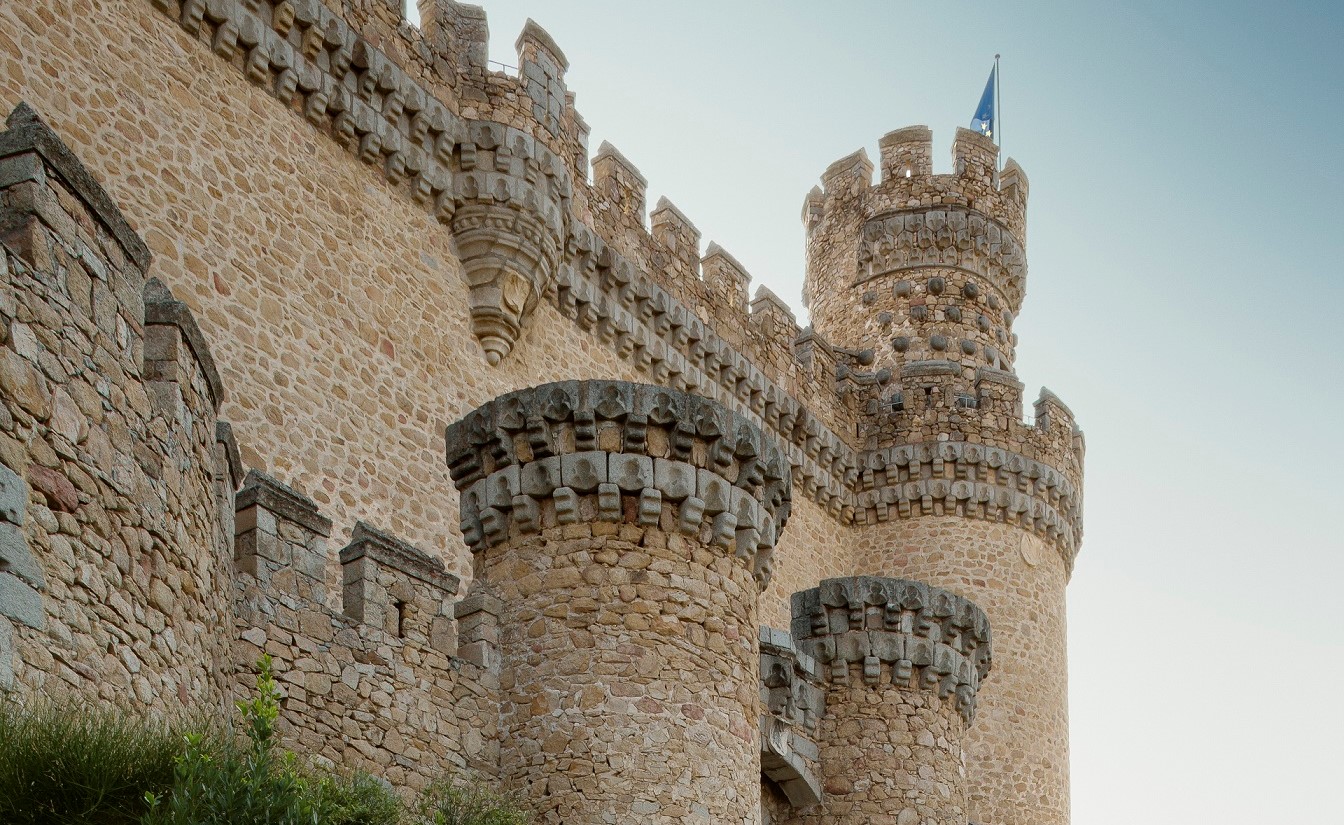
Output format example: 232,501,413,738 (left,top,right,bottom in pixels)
446,379,792,589
791,576,991,724
234,470,333,605
854,437,1082,570
339,521,459,651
